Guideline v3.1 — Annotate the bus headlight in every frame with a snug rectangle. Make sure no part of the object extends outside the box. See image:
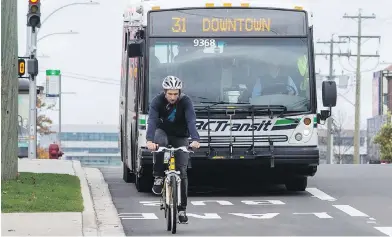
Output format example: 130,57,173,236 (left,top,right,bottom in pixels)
303,129,310,136
295,133,303,141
